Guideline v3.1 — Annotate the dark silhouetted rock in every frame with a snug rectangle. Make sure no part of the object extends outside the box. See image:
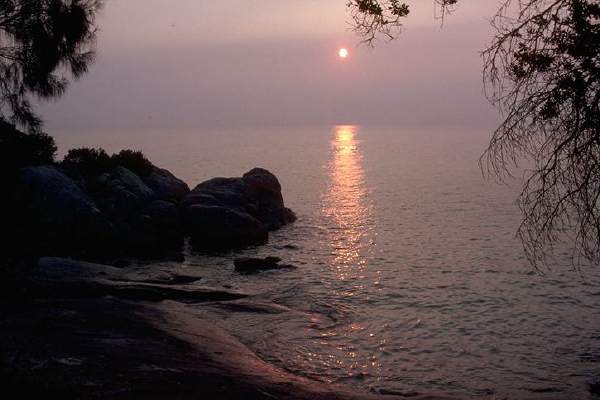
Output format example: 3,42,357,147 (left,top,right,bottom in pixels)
94,166,155,220
127,199,184,253
8,163,293,260
182,168,296,251
143,166,190,202
242,168,296,229
86,167,188,257
234,256,297,274
184,205,268,250
590,377,600,395
13,166,116,256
